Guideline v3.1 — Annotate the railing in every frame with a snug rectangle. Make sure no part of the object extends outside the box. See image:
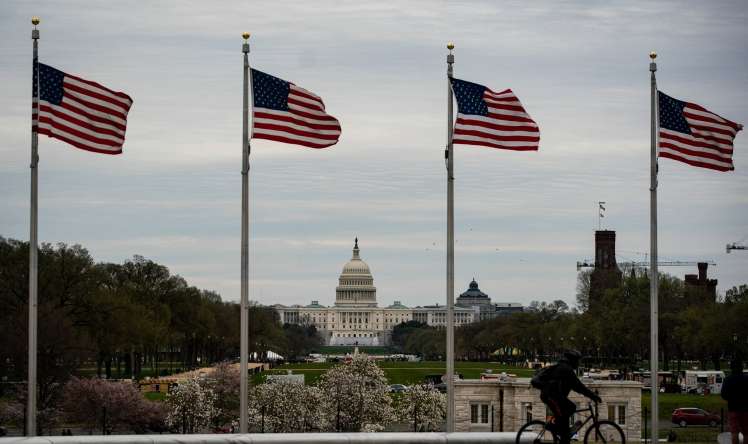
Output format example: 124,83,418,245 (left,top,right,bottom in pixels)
0,432,520,443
